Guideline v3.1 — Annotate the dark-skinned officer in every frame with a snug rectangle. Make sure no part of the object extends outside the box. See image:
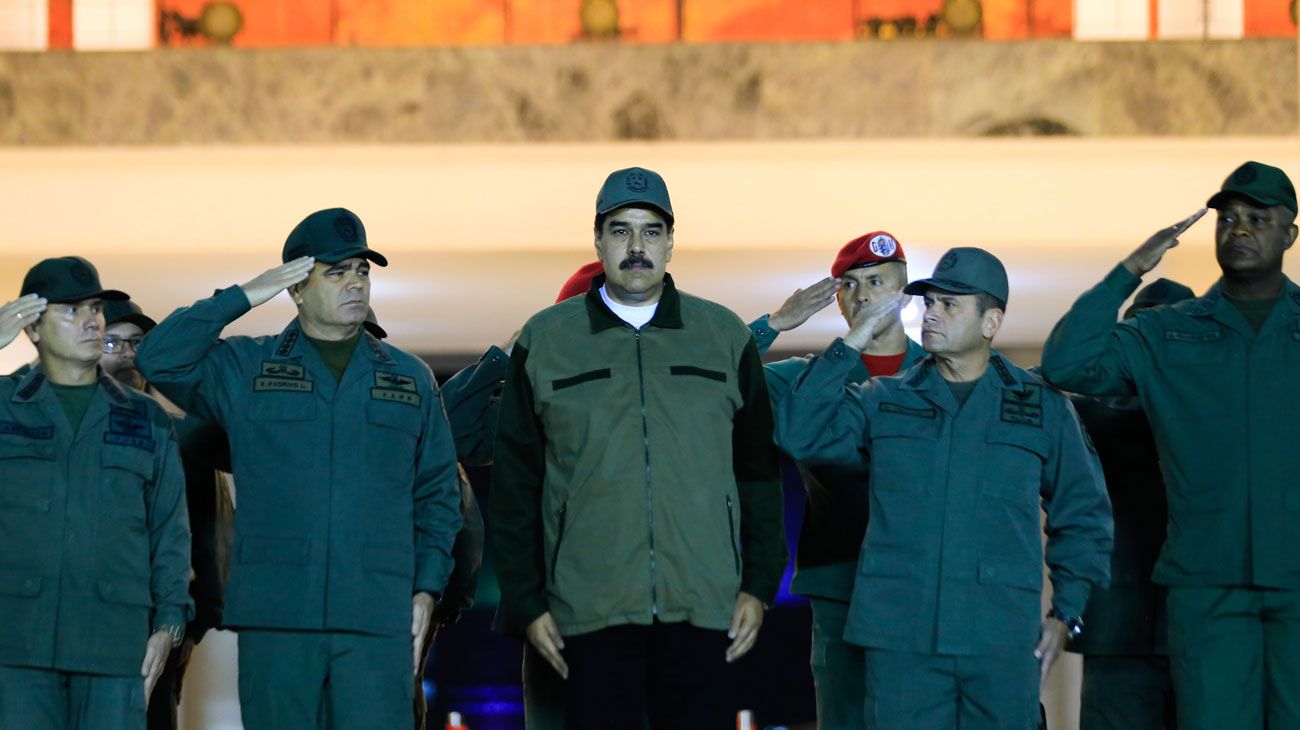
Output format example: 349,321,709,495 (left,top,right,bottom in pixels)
135,208,463,730
97,297,236,730
776,247,1113,729
1061,278,1194,730
1041,161,1300,730
0,257,192,730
